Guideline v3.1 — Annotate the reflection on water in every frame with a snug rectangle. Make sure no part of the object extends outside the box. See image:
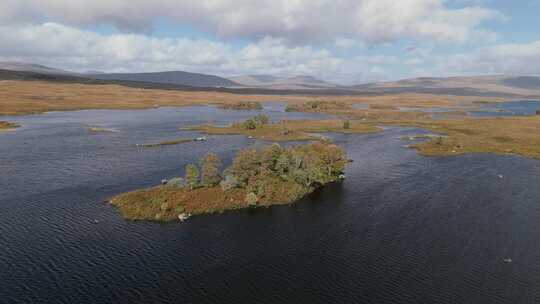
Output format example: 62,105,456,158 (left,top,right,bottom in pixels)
1,106,540,303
